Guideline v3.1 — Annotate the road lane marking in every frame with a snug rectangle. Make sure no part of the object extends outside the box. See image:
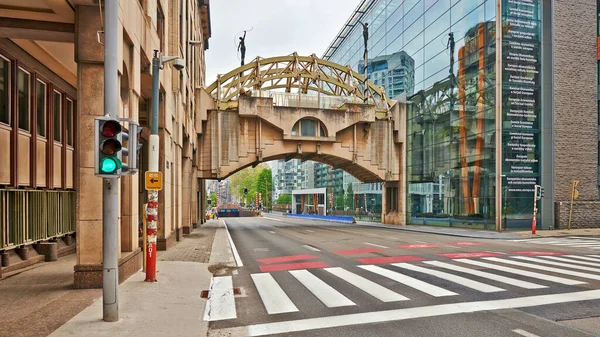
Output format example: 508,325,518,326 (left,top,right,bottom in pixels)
392,263,505,293
259,261,328,273
437,252,502,259
397,244,439,249
424,261,546,289
223,220,243,267
359,265,457,297
203,276,236,321
565,255,600,263
334,247,385,255
484,257,600,281
537,255,600,268
570,237,600,241
510,256,600,273
257,254,319,265
263,217,284,222
364,242,389,249
324,267,409,302
305,229,315,233
241,289,600,335
289,270,356,308
251,273,299,314
447,241,483,246
302,245,321,252
456,259,585,285
268,231,276,234
356,256,425,264
512,329,542,337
